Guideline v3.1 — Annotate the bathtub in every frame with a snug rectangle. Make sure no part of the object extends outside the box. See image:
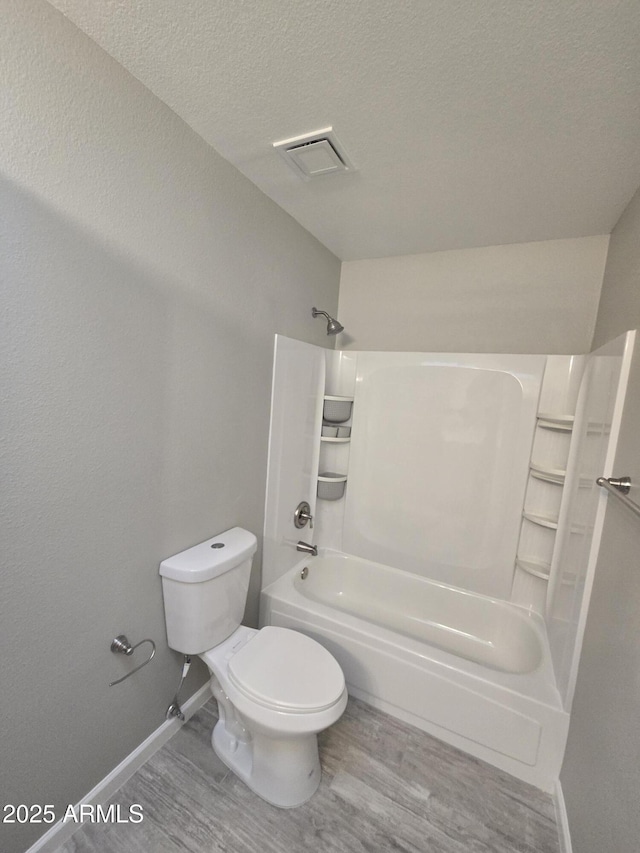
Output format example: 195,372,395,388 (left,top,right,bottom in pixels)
261,551,569,791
